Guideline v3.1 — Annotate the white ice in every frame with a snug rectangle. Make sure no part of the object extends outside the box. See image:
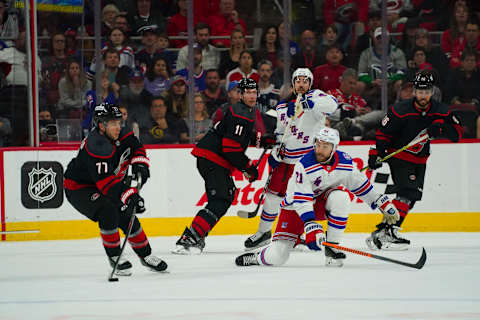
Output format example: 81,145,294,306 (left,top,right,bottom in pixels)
1,233,479,320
